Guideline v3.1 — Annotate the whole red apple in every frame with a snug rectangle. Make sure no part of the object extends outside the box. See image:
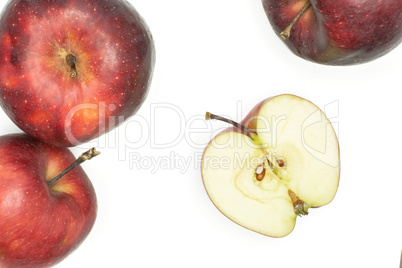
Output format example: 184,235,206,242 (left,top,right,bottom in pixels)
0,0,155,147
262,0,402,65
0,134,97,267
